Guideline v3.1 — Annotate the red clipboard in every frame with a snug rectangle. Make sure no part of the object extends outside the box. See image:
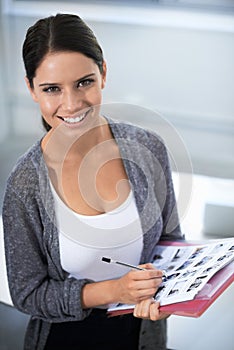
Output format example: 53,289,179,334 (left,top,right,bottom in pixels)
108,240,234,318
